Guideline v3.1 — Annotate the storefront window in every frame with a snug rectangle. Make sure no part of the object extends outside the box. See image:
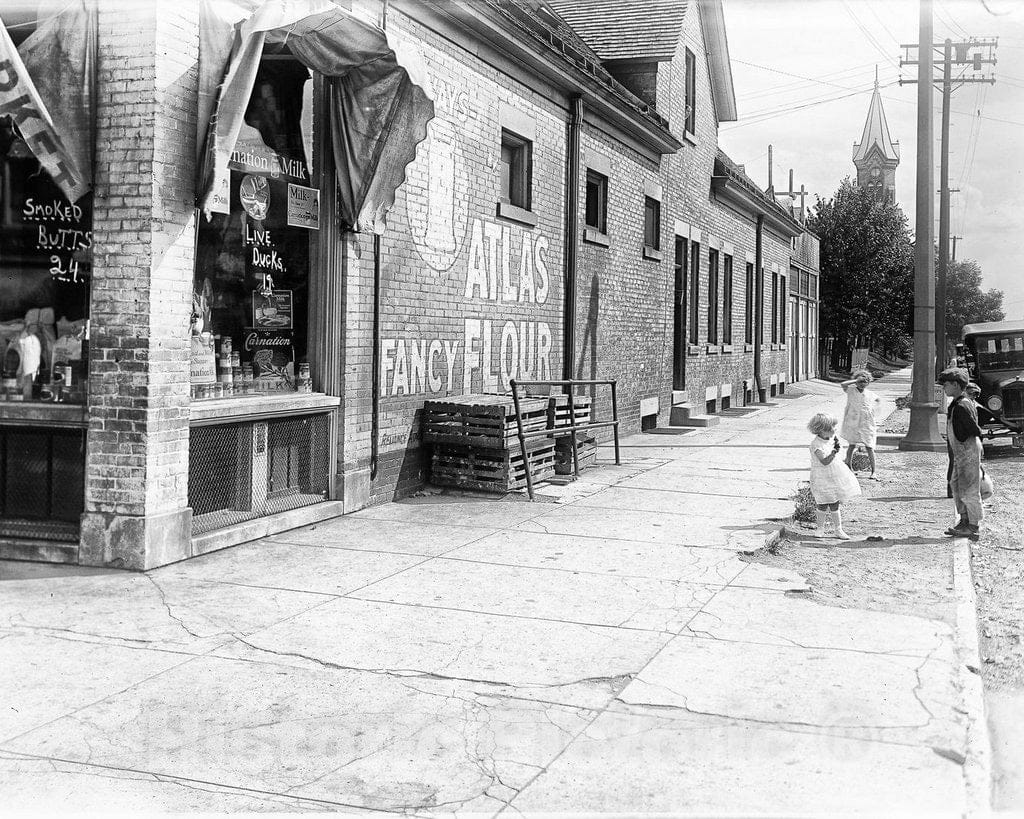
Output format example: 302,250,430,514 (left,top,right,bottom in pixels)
0,118,92,405
192,49,319,400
